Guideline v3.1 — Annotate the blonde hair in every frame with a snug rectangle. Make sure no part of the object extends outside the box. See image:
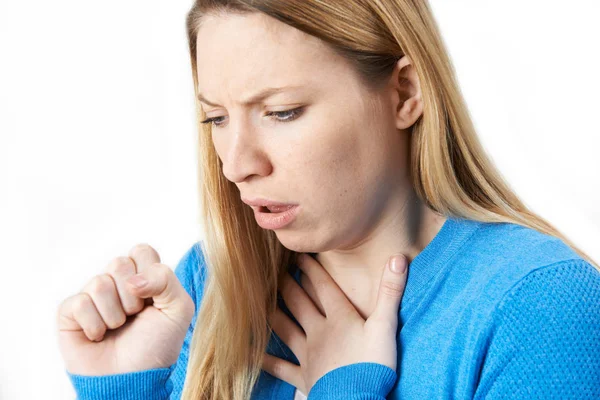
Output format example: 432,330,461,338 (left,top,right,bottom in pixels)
181,1,599,399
